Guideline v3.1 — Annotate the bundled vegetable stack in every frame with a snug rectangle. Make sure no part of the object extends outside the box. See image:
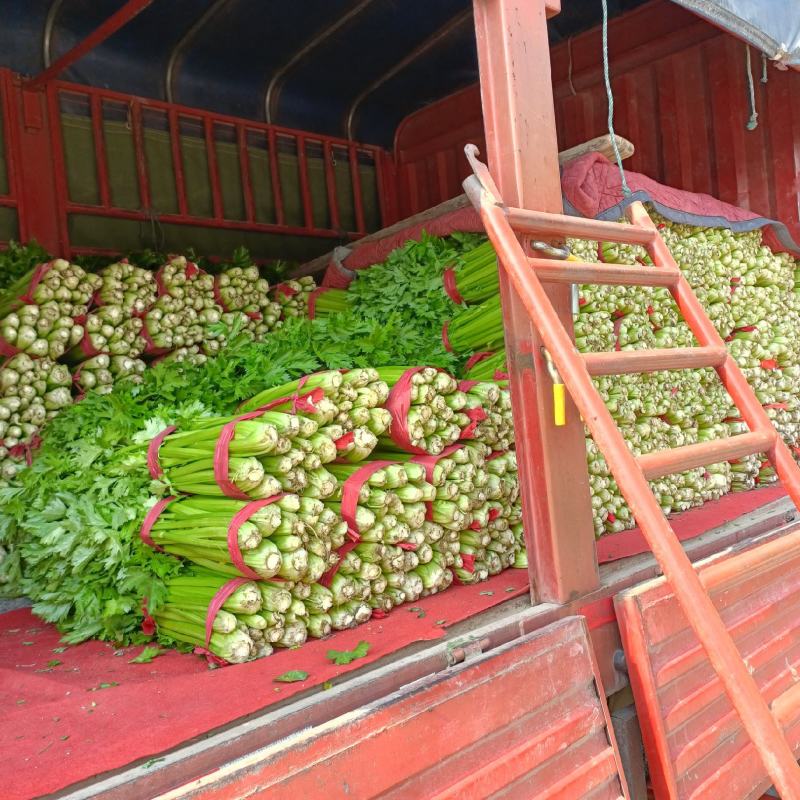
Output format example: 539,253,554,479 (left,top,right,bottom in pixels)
141,256,220,355
213,264,282,341
95,260,158,315
0,354,72,478
271,276,317,319
0,259,100,359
